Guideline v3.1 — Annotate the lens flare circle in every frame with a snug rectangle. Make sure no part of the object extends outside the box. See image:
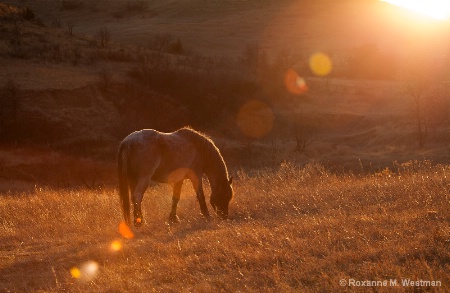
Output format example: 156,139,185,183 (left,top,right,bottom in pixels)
110,240,123,252
309,52,332,77
70,267,81,279
82,261,99,278
119,221,134,239
284,69,308,95
236,100,274,139
70,261,99,281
